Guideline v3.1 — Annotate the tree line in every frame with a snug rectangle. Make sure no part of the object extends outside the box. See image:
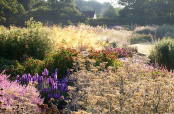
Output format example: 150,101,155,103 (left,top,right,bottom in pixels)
118,0,174,25
0,0,85,26
0,0,174,26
